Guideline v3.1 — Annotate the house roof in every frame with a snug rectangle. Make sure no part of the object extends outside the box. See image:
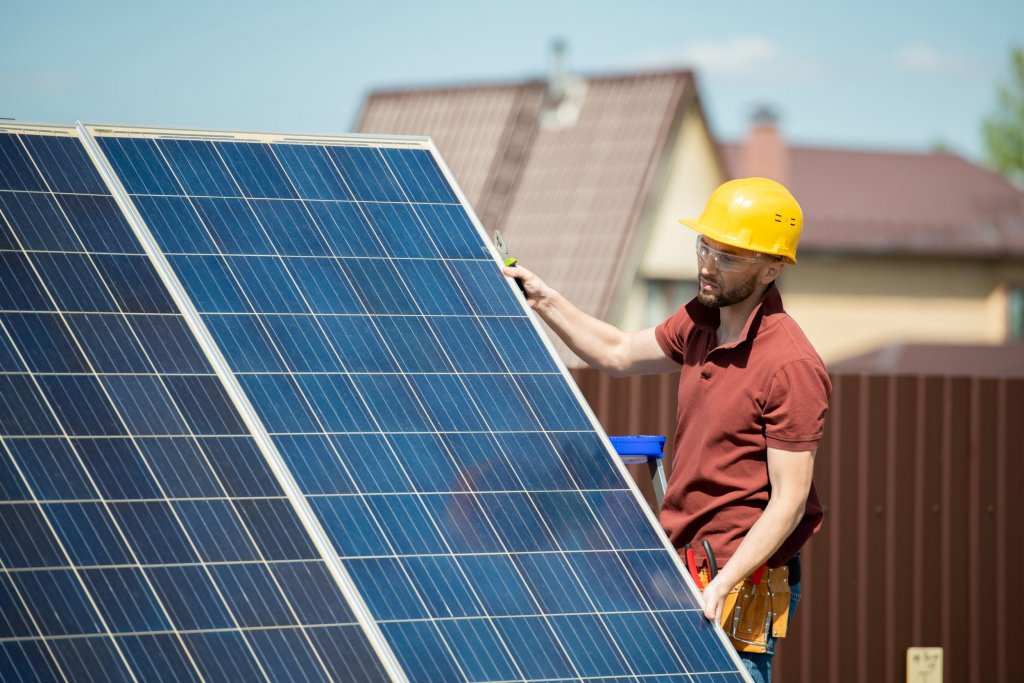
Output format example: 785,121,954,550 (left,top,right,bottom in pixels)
720,140,1024,258
356,71,697,329
828,343,1024,378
